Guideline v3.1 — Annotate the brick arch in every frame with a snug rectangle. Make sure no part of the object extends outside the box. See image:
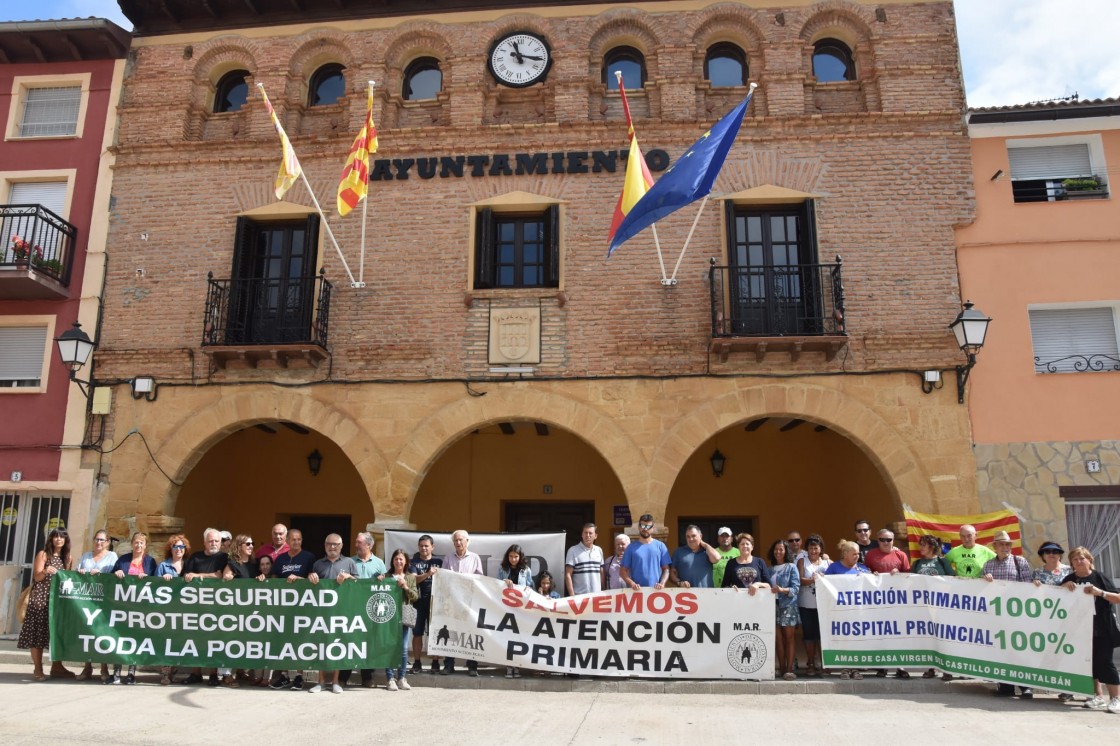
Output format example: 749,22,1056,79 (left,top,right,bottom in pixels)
383,26,454,72
796,1,876,46
648,383,932,515
137,391,389,518
387,389,647,521
587,11,660,63
691,5,768,51
287,32,356,81
190,38,261,84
